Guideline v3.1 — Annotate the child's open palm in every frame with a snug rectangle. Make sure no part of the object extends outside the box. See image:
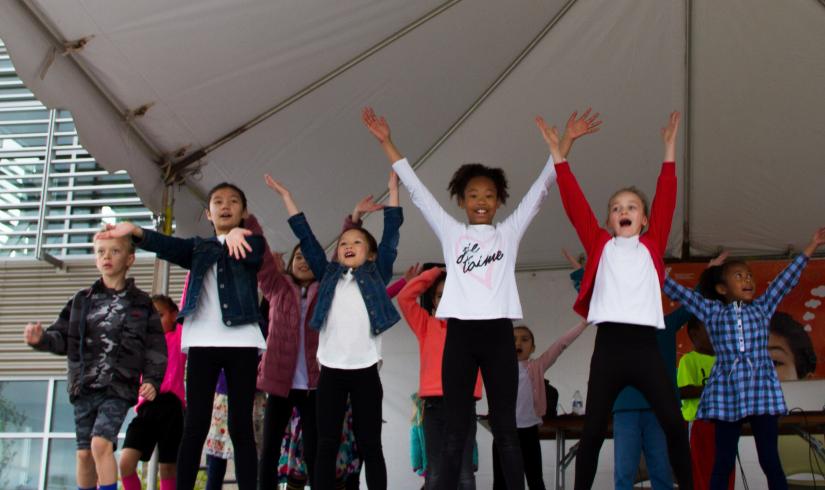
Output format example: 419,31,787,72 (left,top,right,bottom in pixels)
661,111,681,146
95,222,137,240
564,108,602,140
535,116,562,156
362,107,391,143
264,174,290,197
